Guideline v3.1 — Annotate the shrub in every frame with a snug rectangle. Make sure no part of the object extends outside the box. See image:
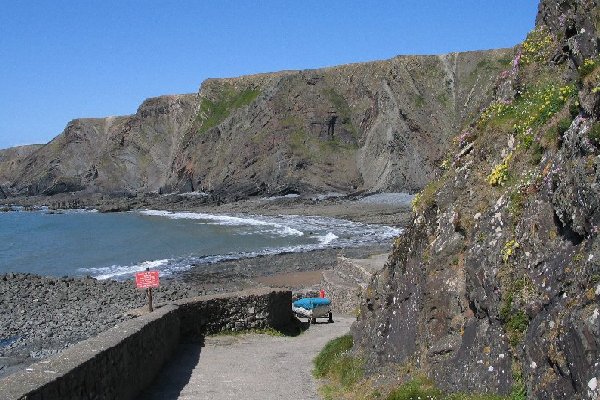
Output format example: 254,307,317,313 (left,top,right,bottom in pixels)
579,58,598,77
569,101,580,118
412,177,445,213
588,123,600,145
557,116,572,135
521,27,555,65
506,311,529,347
487,153,512,187
530,141,544,165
